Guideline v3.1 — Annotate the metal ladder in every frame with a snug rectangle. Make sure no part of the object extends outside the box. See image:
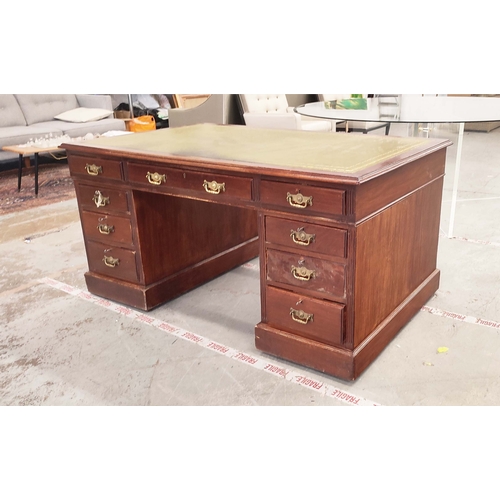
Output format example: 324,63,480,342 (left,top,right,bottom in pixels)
374,94,401,120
